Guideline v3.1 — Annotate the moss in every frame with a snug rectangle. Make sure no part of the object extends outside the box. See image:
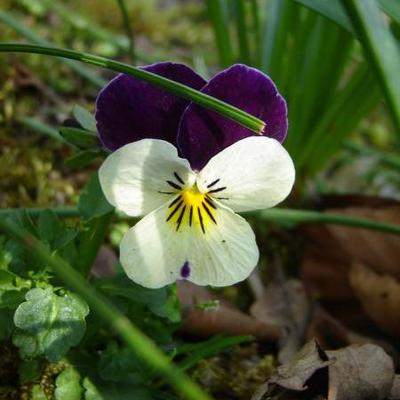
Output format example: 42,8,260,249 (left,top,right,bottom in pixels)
191,344,277,400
